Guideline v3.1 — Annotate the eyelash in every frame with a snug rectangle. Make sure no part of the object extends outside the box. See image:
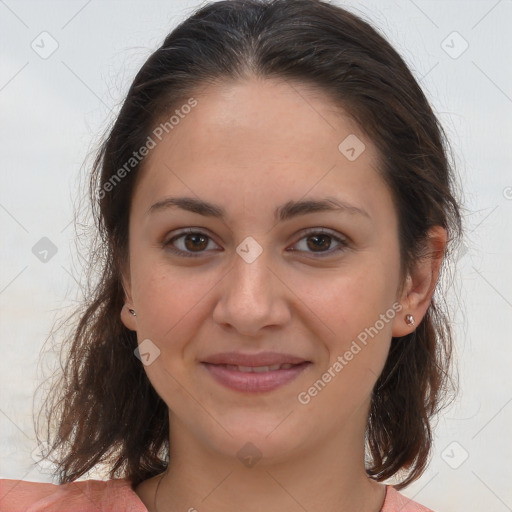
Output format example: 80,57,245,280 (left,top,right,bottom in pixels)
162,228,349,258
